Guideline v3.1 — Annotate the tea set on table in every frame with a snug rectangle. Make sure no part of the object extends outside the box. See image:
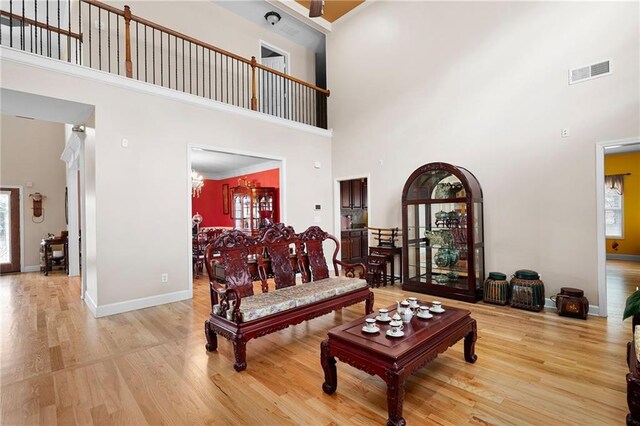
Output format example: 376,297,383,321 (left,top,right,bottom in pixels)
362,298,446,337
